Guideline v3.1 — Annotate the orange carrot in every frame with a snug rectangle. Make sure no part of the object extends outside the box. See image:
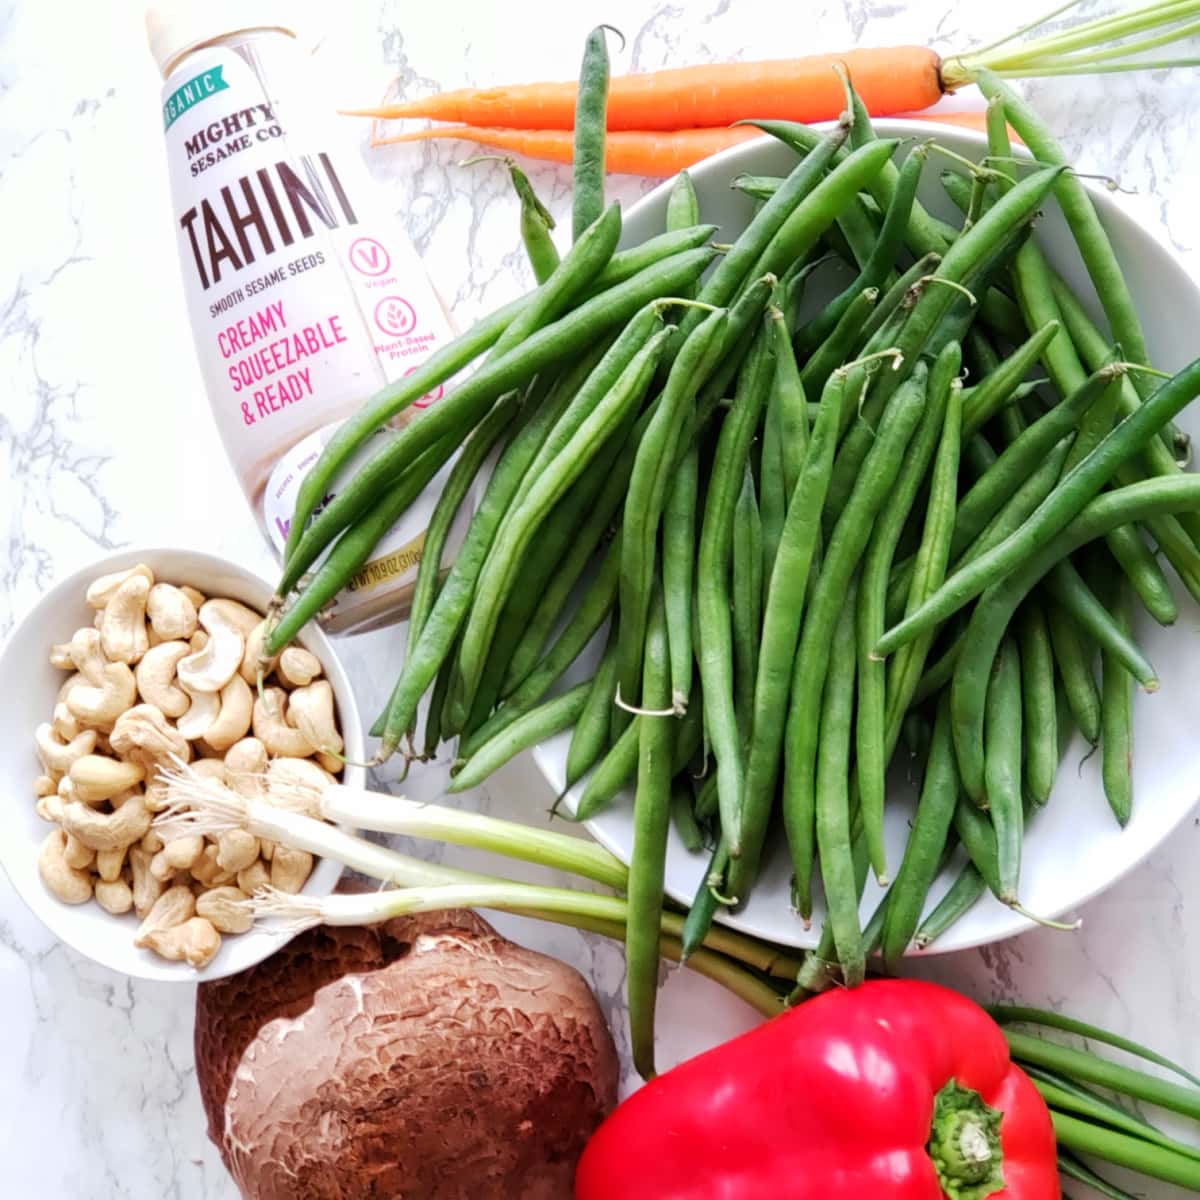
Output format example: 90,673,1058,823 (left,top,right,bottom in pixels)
373,113,1016,177
372,125,763,177
351,47,943,132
